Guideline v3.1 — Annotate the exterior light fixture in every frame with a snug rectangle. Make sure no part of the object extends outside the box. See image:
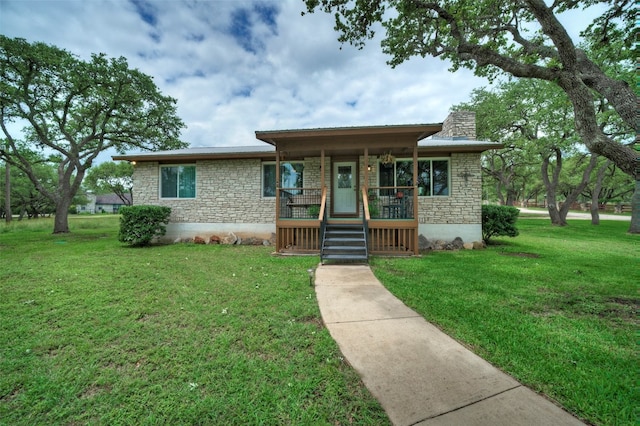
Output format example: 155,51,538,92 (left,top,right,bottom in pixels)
130,161,137,166
307,268,315,286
